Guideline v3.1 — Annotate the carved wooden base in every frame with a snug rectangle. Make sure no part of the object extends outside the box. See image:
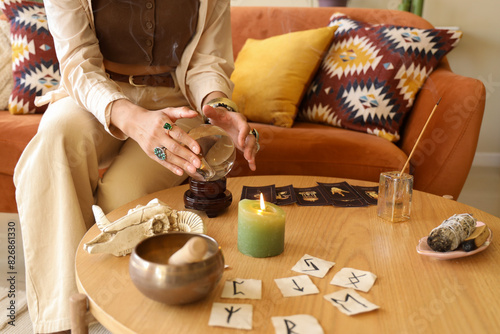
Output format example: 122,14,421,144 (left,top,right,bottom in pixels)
184,177,232,218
